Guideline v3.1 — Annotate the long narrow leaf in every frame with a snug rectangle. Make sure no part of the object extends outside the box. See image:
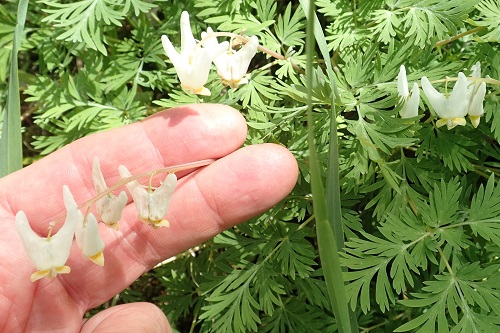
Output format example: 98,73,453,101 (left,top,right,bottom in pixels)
298,0,344,248
0,0,29,177
302,1,356,333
